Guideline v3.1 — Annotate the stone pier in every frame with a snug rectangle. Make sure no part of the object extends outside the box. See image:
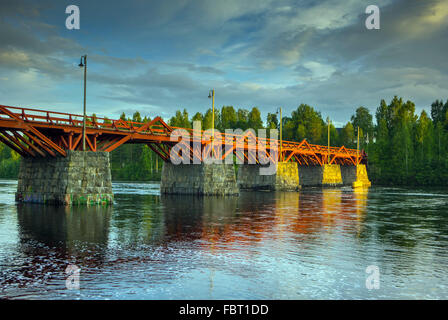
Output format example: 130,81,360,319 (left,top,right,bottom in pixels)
160,162,239,196
237,162,300,191
16,151,113,206
160,162,369,195
321,164,343,187
340,165,357,185
299,164,362,187
353,164,371,188
298,166,324,187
